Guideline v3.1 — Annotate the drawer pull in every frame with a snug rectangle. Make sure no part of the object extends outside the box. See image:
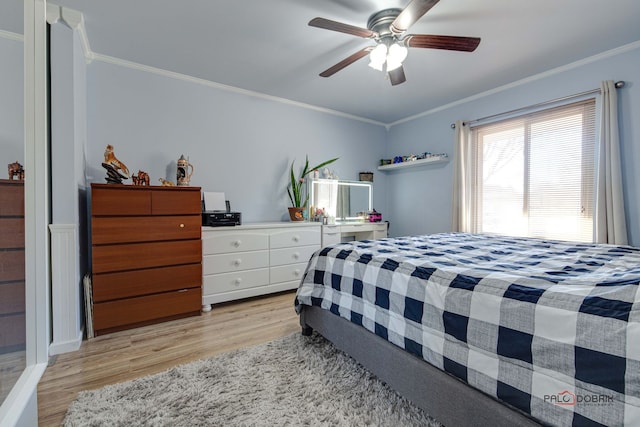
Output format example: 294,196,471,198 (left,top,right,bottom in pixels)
233,259,242,267
234,278,242,286
292,235,300,242
292,252,300,260
233,240,242,248
179,223,185,228
293,269,301,277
